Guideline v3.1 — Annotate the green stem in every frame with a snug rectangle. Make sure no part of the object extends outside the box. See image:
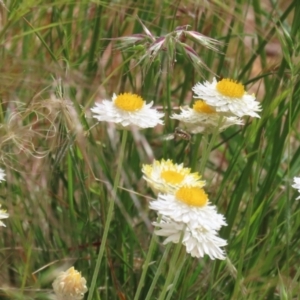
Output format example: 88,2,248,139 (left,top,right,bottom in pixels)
231,194,252,298
134,216,161,300
67,152,75,223
87,130,128,300
199,134,208,174
190,134,202,172
144,243,172,300
199,117,223,174
165,249,186,300
158,231,185,300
